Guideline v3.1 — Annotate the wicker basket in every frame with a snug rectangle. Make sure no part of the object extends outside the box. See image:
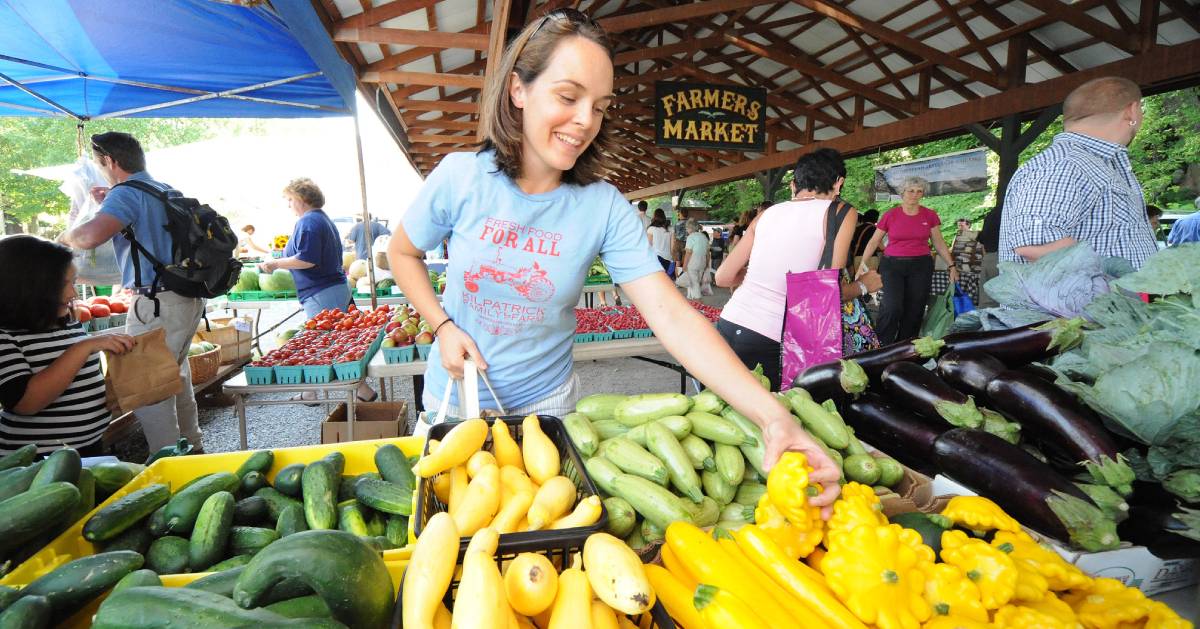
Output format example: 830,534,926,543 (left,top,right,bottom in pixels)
187,345,221,385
